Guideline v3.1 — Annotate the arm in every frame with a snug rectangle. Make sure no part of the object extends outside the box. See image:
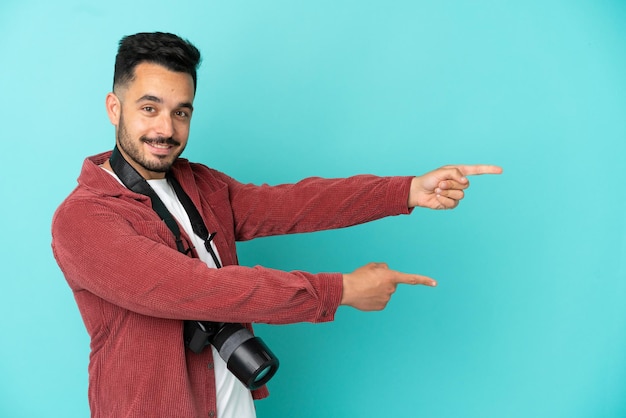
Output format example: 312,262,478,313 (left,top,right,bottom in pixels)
51,198,342,325
200,169,415,241
201,164,502,241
